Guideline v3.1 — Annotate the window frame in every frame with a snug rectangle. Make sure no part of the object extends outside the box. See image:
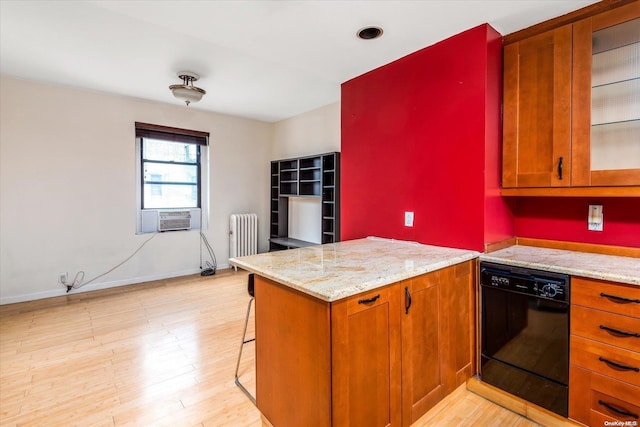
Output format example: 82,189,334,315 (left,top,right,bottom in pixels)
140,139,202,209
135,122,210,234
